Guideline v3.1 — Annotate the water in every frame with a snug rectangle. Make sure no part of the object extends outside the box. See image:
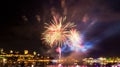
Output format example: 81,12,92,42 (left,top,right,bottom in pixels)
0,63,120,67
